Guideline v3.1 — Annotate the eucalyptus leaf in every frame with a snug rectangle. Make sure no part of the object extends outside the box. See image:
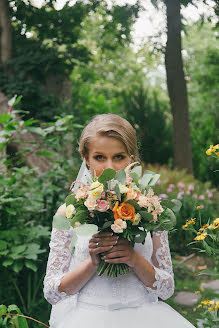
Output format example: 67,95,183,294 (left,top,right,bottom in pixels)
159,208,176,230
115,169,126,184
130,165,142,178
129,172,139,185
115,183,121,201
52,214,71,230
139,173,153,190
98,168,116,183
148,173,160,186
74,224,98,237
